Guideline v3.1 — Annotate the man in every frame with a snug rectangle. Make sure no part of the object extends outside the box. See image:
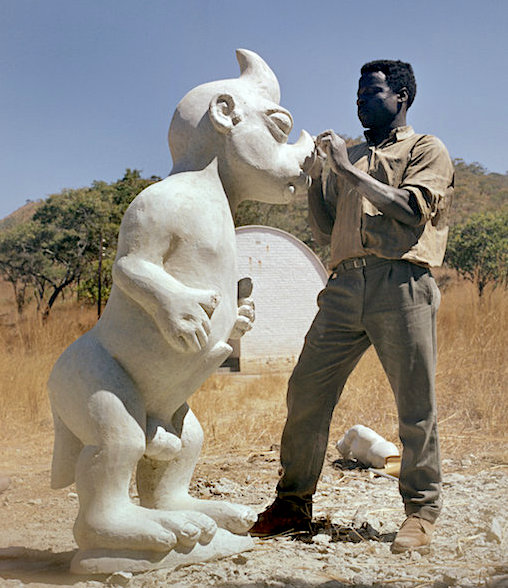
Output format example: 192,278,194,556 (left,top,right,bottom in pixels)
250,60,454,553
